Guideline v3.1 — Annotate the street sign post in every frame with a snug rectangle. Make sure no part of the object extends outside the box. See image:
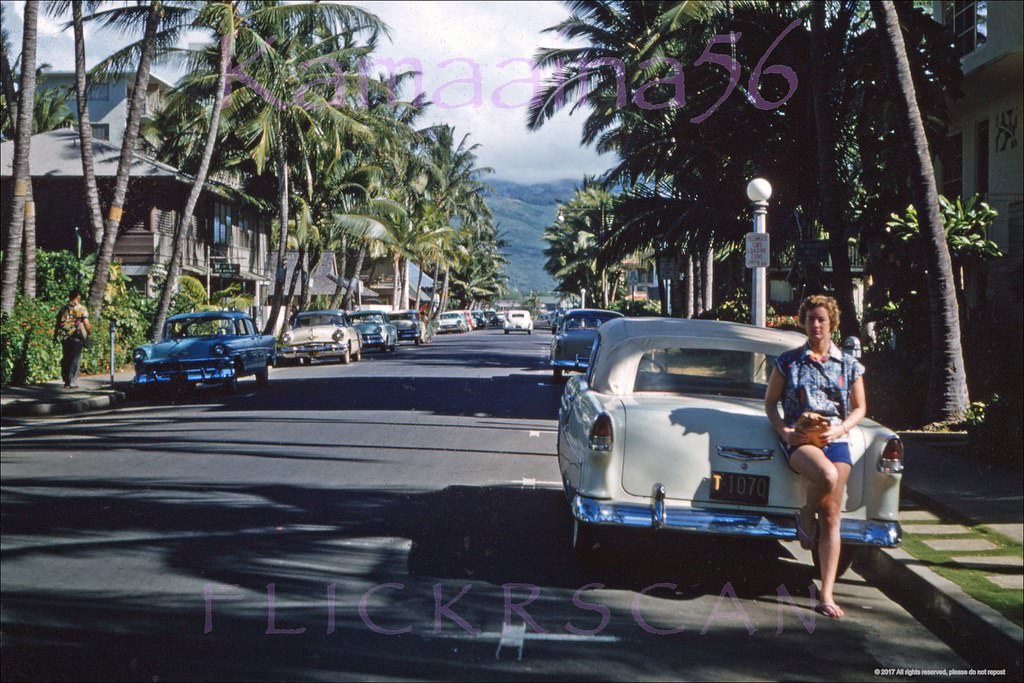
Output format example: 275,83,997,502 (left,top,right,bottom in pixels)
745,232,770,268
